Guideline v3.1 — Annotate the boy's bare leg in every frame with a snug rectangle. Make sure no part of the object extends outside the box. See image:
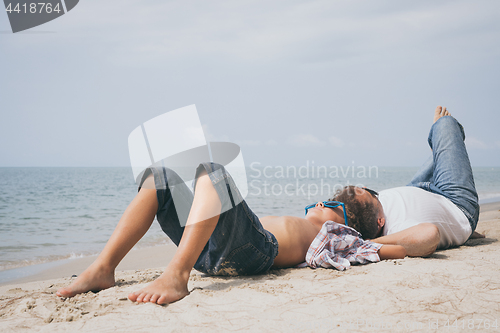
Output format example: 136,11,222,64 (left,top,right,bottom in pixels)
56,179,158,297
128,170,222,305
